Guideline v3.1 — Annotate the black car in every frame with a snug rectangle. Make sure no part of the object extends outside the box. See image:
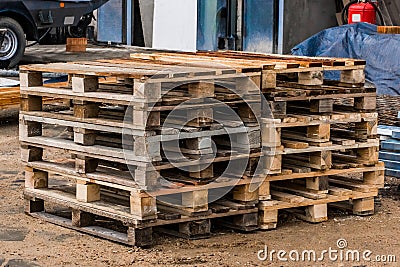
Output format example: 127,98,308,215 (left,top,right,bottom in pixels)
0,0,109,68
